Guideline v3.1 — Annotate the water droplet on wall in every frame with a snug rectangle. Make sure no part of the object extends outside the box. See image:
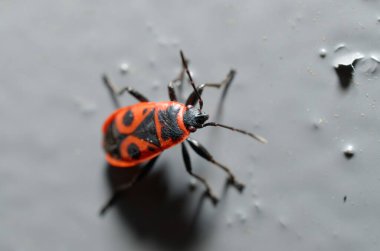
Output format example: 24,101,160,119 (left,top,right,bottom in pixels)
333,52,364,90
355,56,379,74
343,144,355,159
334,43,347,52
236,210,247,223
312,118,326,130
319,48,327,58
119,63,130,74
188,177,197,191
